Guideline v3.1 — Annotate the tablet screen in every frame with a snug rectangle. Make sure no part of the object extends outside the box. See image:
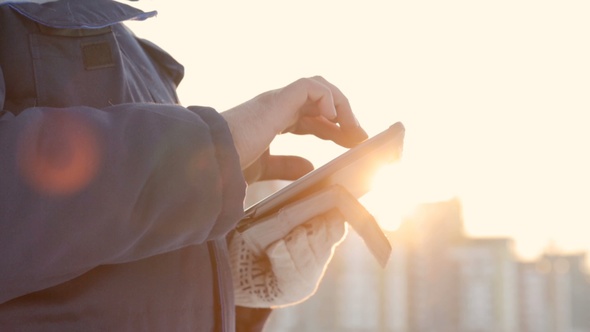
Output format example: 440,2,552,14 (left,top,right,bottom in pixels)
238,122,405,231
